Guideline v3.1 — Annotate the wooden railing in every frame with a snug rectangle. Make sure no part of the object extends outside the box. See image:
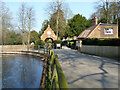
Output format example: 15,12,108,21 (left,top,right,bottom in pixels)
28,45,50,54
40,50,68,89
